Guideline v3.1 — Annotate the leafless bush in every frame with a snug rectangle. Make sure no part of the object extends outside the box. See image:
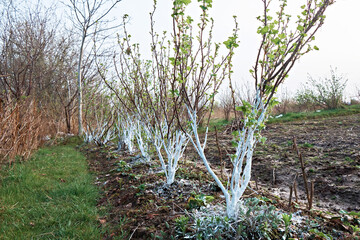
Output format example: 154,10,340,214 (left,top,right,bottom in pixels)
0,1,81,134
83,84,115,146
0,98,42,165
219,89,234,121
271,88,300,115
295,67,347,110
355,86,360,103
